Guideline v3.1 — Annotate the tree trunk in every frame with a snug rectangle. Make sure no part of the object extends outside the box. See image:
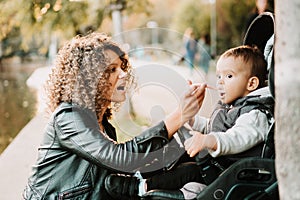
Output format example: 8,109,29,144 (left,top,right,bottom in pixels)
275,1,300,199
